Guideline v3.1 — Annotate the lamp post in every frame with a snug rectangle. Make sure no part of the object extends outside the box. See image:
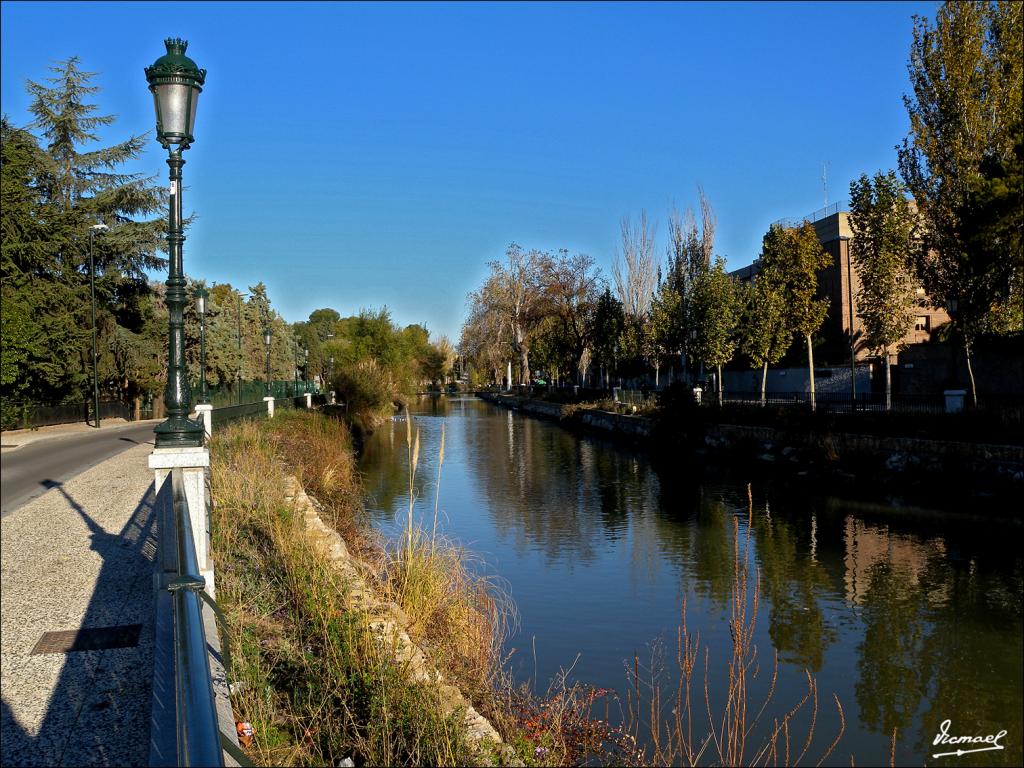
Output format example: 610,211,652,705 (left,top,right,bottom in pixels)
194,286,209,404
293,339,300,394
146,38,206,447
303,348,309,388
234,291,250,405
88,223,109,428
840,235,856,409
264,327,272,396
